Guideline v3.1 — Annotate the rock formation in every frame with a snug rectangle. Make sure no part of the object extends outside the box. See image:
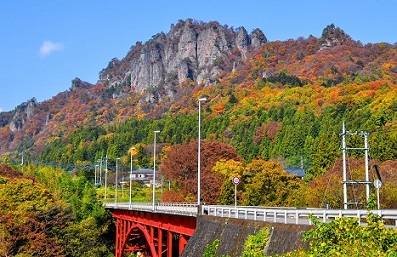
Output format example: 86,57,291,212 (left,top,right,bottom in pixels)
98,19,266,102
